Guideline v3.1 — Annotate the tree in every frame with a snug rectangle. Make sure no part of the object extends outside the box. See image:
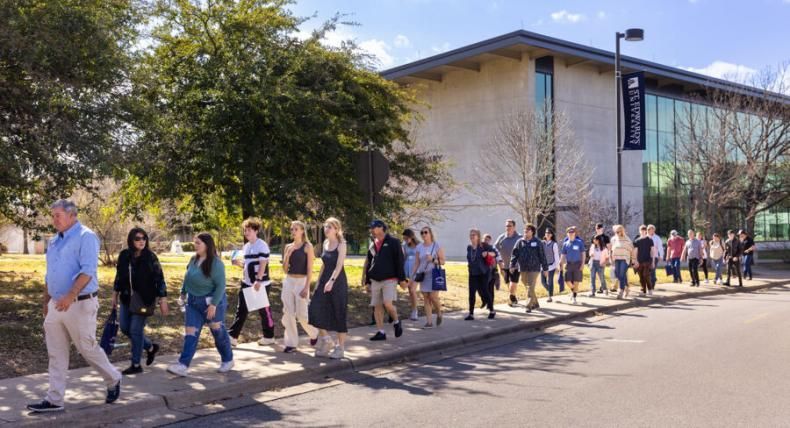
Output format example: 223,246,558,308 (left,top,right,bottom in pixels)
667,64,790,234
0,0,143,227
472,105,593,230
129,1,450,238
667,100,745,233
72,179,137,266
